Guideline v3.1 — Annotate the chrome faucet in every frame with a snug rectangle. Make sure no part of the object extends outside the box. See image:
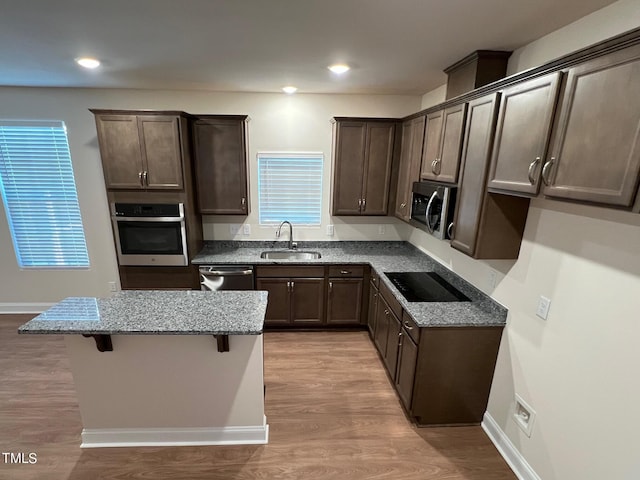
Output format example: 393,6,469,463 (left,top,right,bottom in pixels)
276,221,296,250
